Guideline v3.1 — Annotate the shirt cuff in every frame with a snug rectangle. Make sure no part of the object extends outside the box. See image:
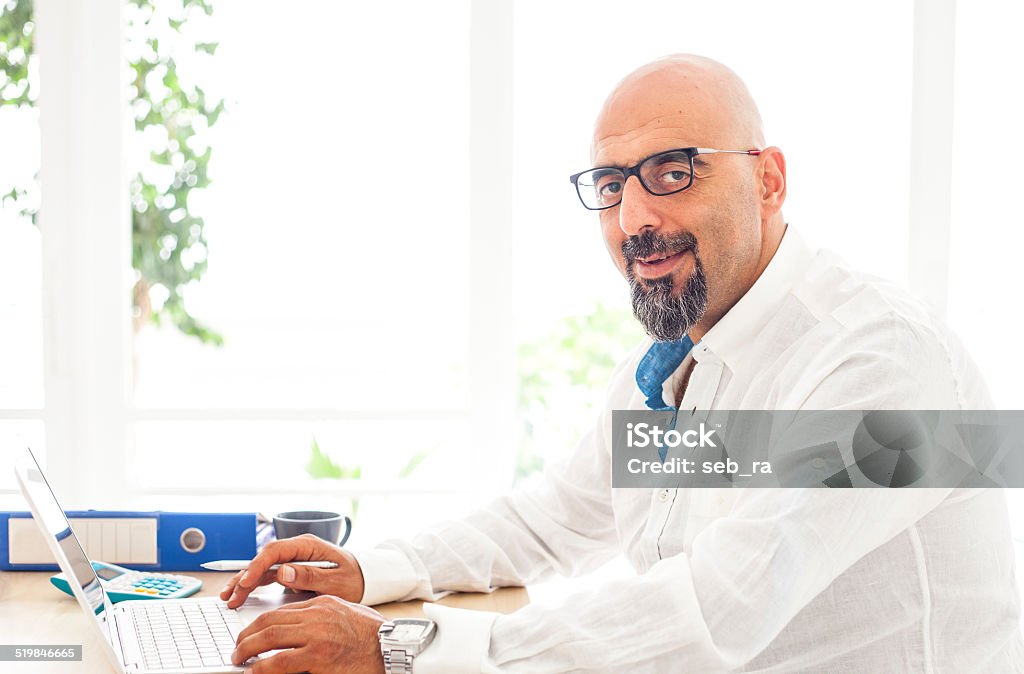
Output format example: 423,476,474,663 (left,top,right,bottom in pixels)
414,604,499,674
352,547,430,606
